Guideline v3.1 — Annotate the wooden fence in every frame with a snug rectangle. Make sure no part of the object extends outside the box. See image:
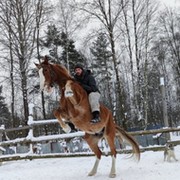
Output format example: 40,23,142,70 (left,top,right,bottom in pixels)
0,104,180,162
